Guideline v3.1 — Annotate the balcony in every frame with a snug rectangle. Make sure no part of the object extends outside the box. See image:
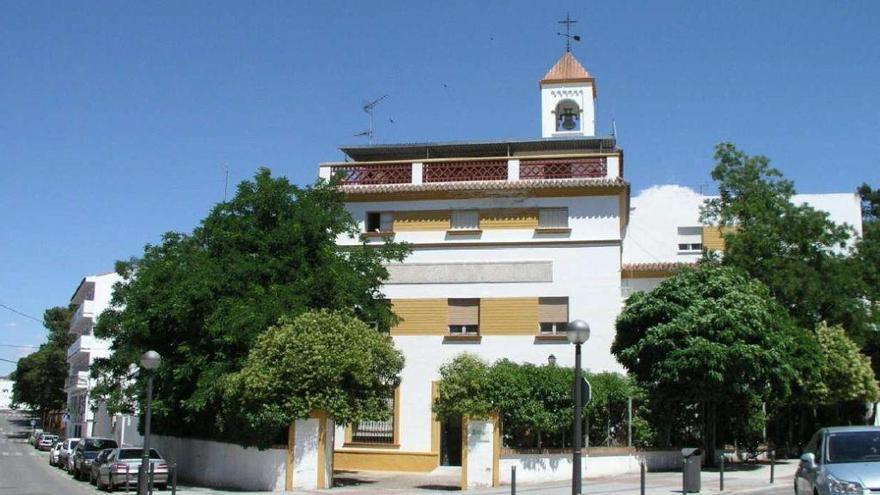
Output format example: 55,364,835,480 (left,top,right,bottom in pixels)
70,299,96,334
67,334,110,359
321,155,620,189
64,371,90,391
